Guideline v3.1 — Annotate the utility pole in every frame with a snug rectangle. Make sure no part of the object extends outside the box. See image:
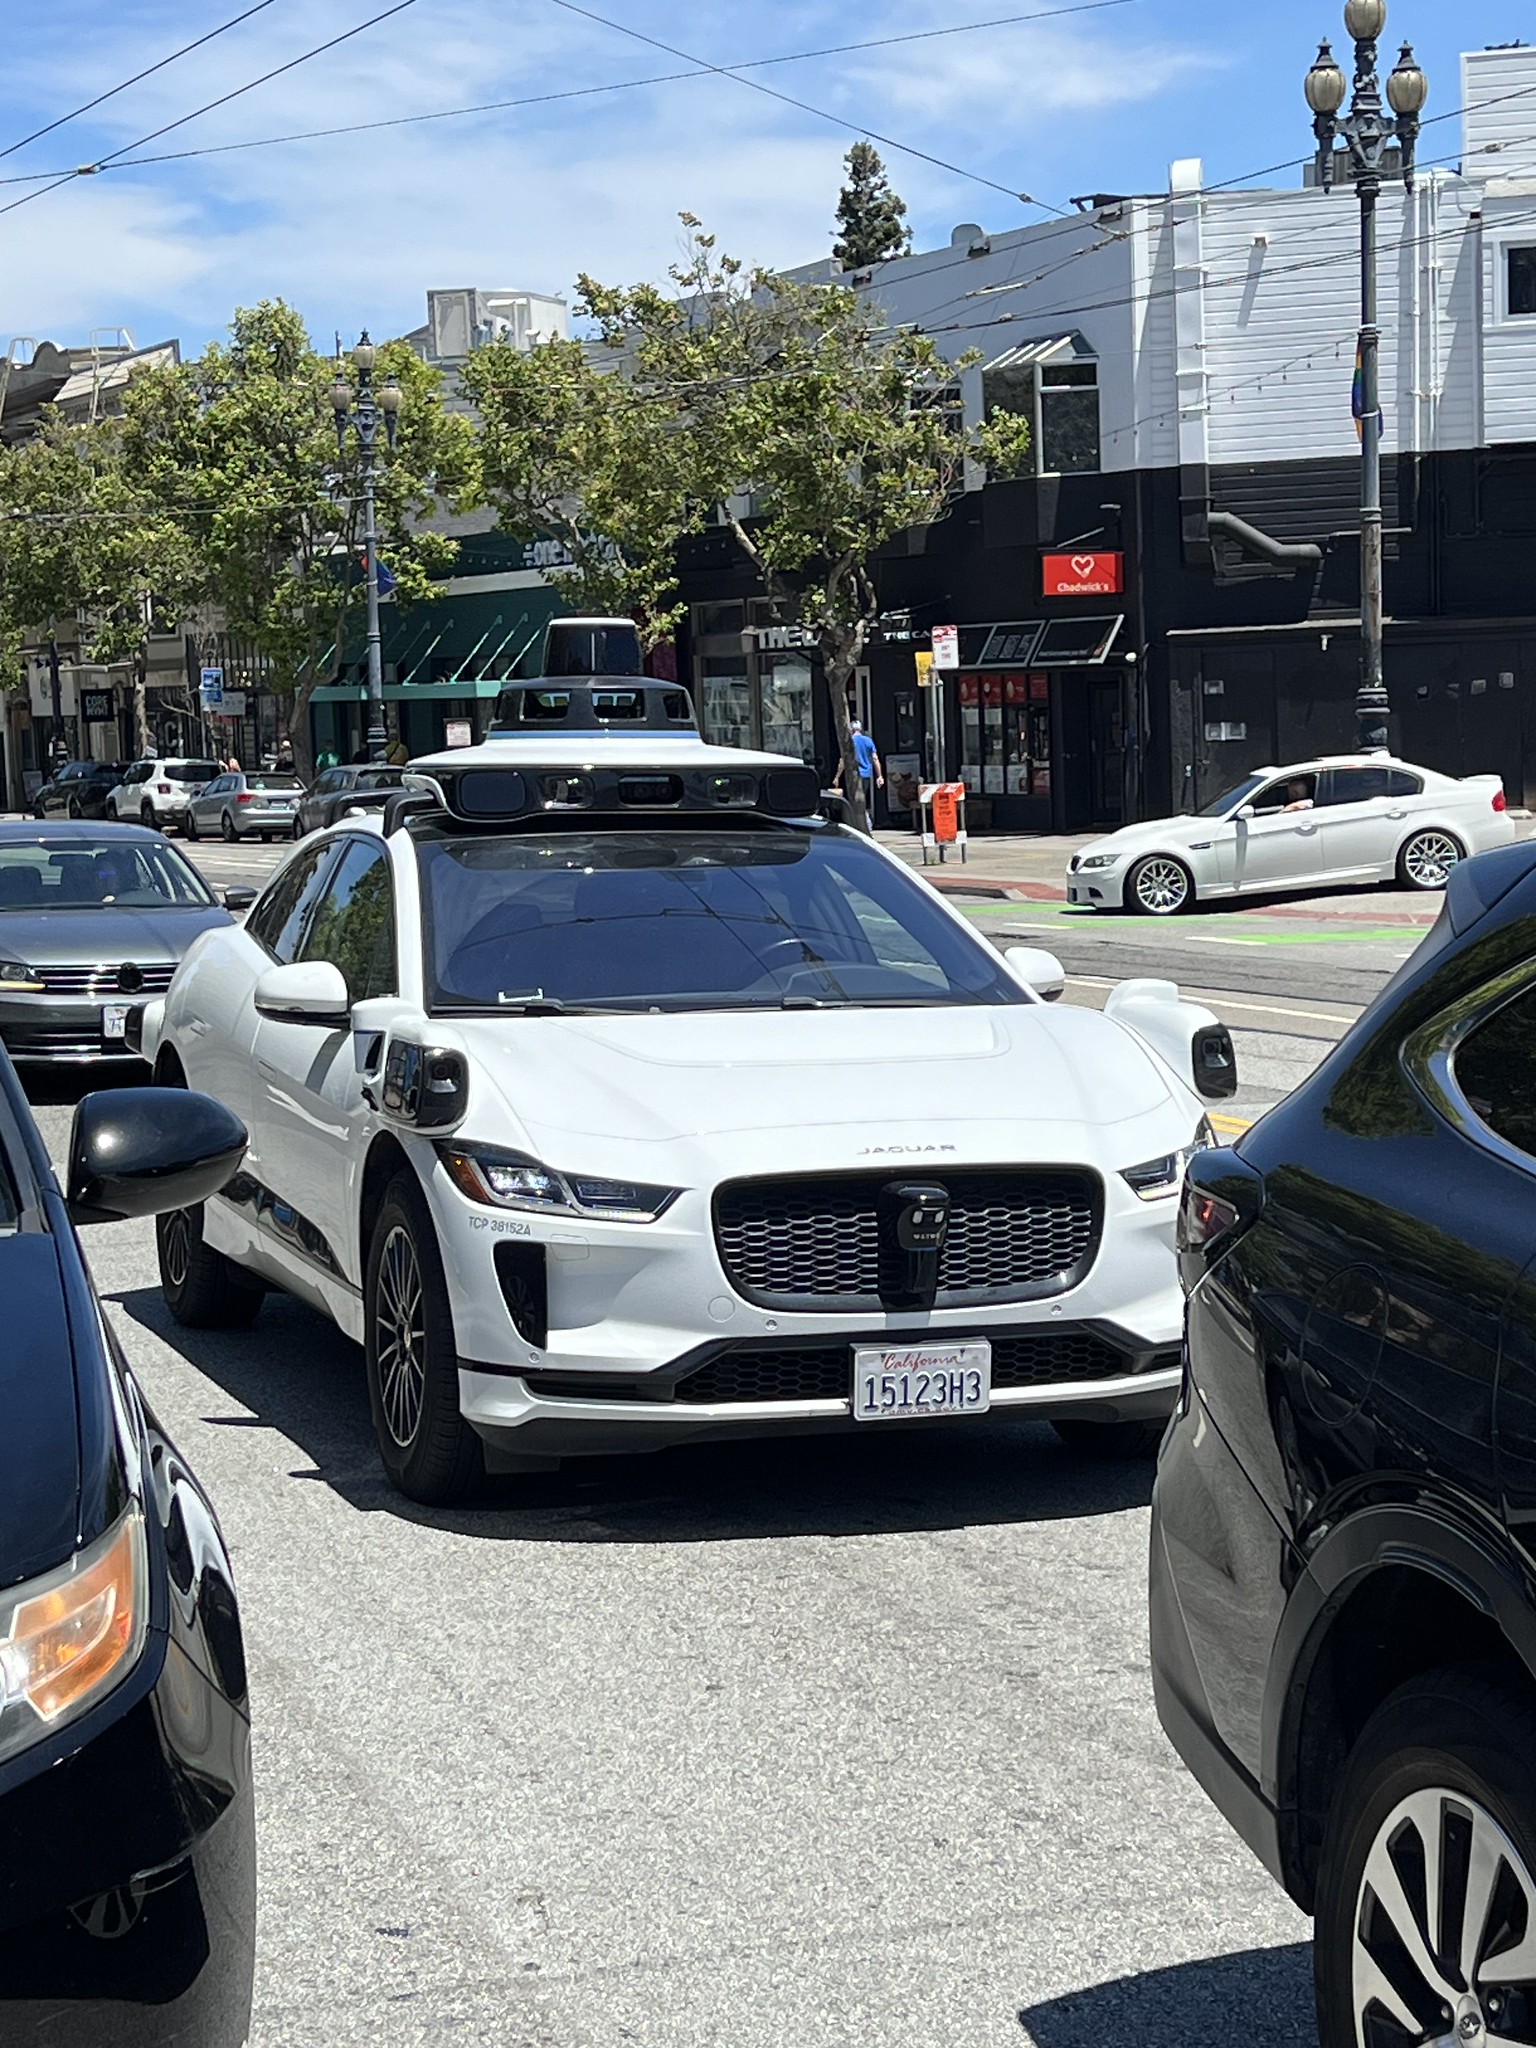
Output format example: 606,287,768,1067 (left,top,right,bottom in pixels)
330,334,401,766
46,637,67,769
